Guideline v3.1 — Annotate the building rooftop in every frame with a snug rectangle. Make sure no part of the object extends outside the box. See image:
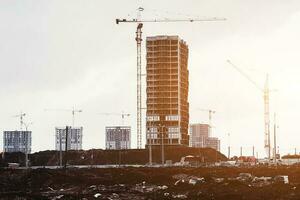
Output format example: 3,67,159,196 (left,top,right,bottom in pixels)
146,35,187,45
